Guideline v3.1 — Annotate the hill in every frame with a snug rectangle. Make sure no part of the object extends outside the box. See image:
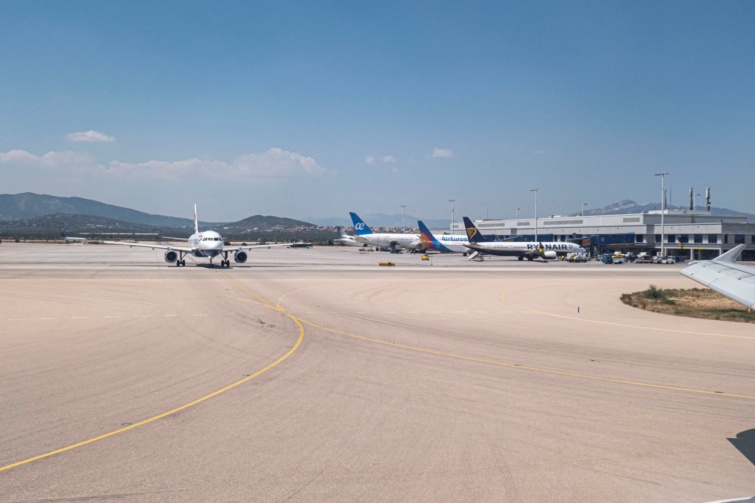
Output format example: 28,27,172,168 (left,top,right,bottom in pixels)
0,193,193,227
